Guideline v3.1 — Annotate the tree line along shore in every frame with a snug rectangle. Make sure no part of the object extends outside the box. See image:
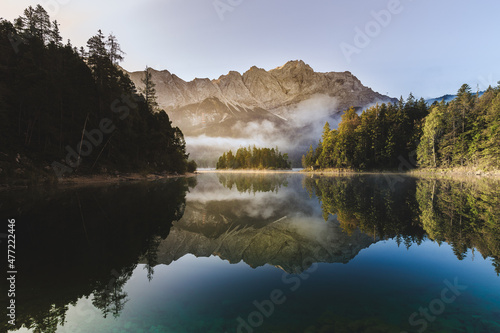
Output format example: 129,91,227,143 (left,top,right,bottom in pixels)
301,85,500,174
0,6,196,186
